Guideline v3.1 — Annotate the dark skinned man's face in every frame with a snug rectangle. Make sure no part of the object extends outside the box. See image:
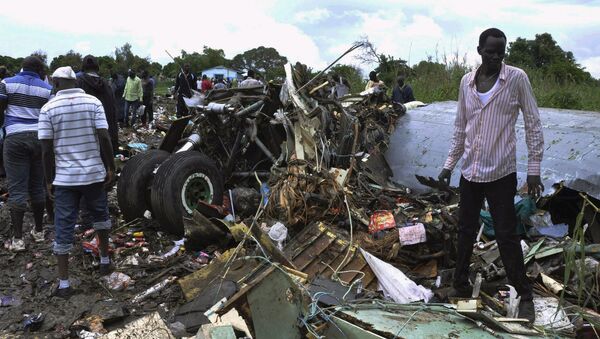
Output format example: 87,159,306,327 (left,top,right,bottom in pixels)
478,36,506,74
